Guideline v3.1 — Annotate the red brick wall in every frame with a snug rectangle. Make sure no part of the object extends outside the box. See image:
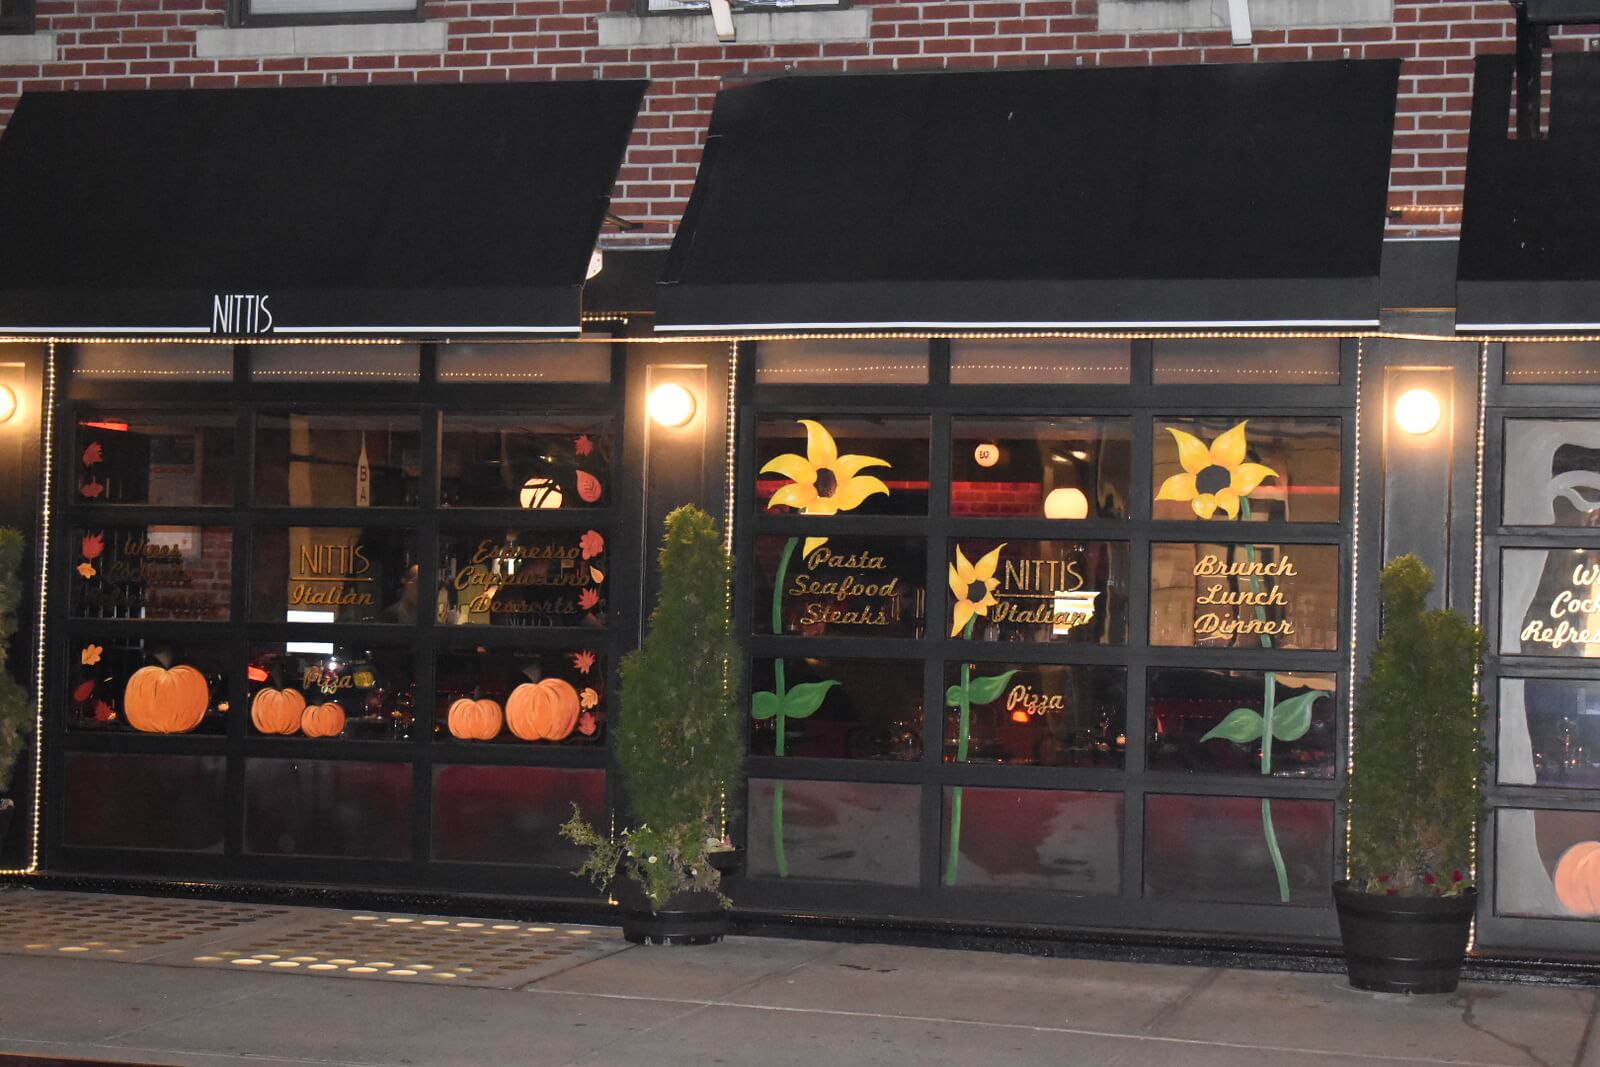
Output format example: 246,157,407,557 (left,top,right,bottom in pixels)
8,0,1589,241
